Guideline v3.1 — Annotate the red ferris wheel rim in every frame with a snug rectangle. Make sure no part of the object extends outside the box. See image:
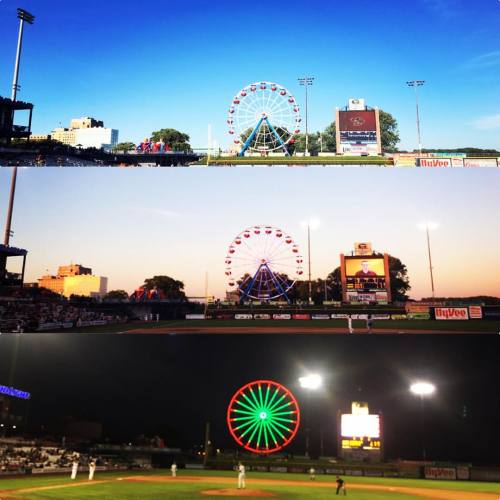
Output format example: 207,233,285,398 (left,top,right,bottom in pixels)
226,379,301,455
